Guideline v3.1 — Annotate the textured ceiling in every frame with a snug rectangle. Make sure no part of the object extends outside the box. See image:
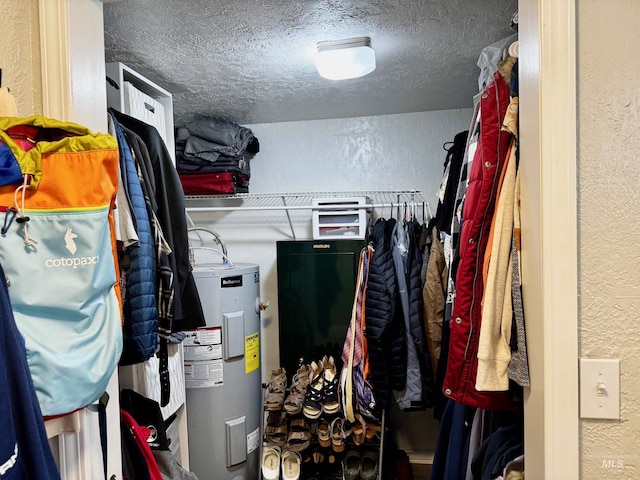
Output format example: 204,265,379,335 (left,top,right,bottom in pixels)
103,0,517,126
